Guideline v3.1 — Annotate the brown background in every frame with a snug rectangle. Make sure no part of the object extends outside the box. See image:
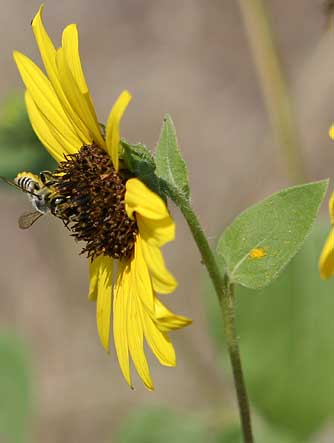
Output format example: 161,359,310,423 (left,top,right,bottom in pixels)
0,1,333,441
